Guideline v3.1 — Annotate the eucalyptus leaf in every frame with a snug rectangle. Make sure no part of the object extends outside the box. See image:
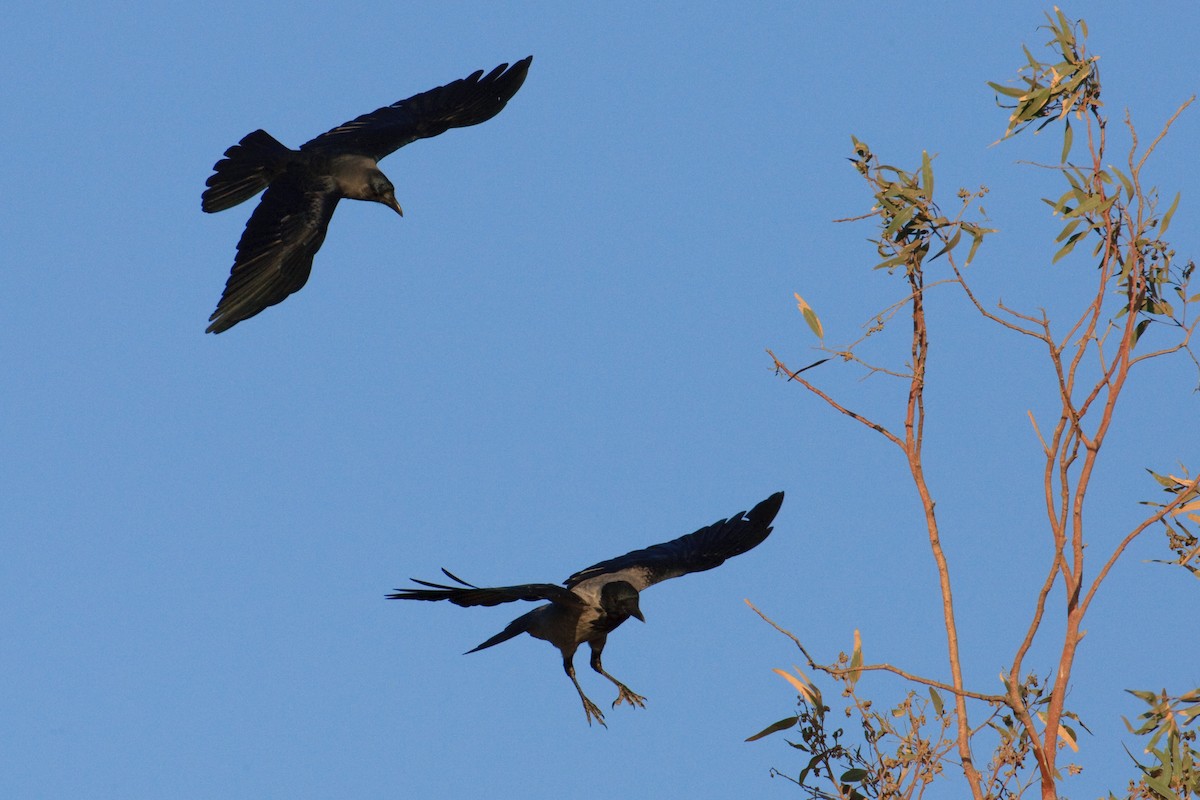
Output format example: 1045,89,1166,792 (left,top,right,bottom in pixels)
1160,191,1181,235
744,716,799,742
